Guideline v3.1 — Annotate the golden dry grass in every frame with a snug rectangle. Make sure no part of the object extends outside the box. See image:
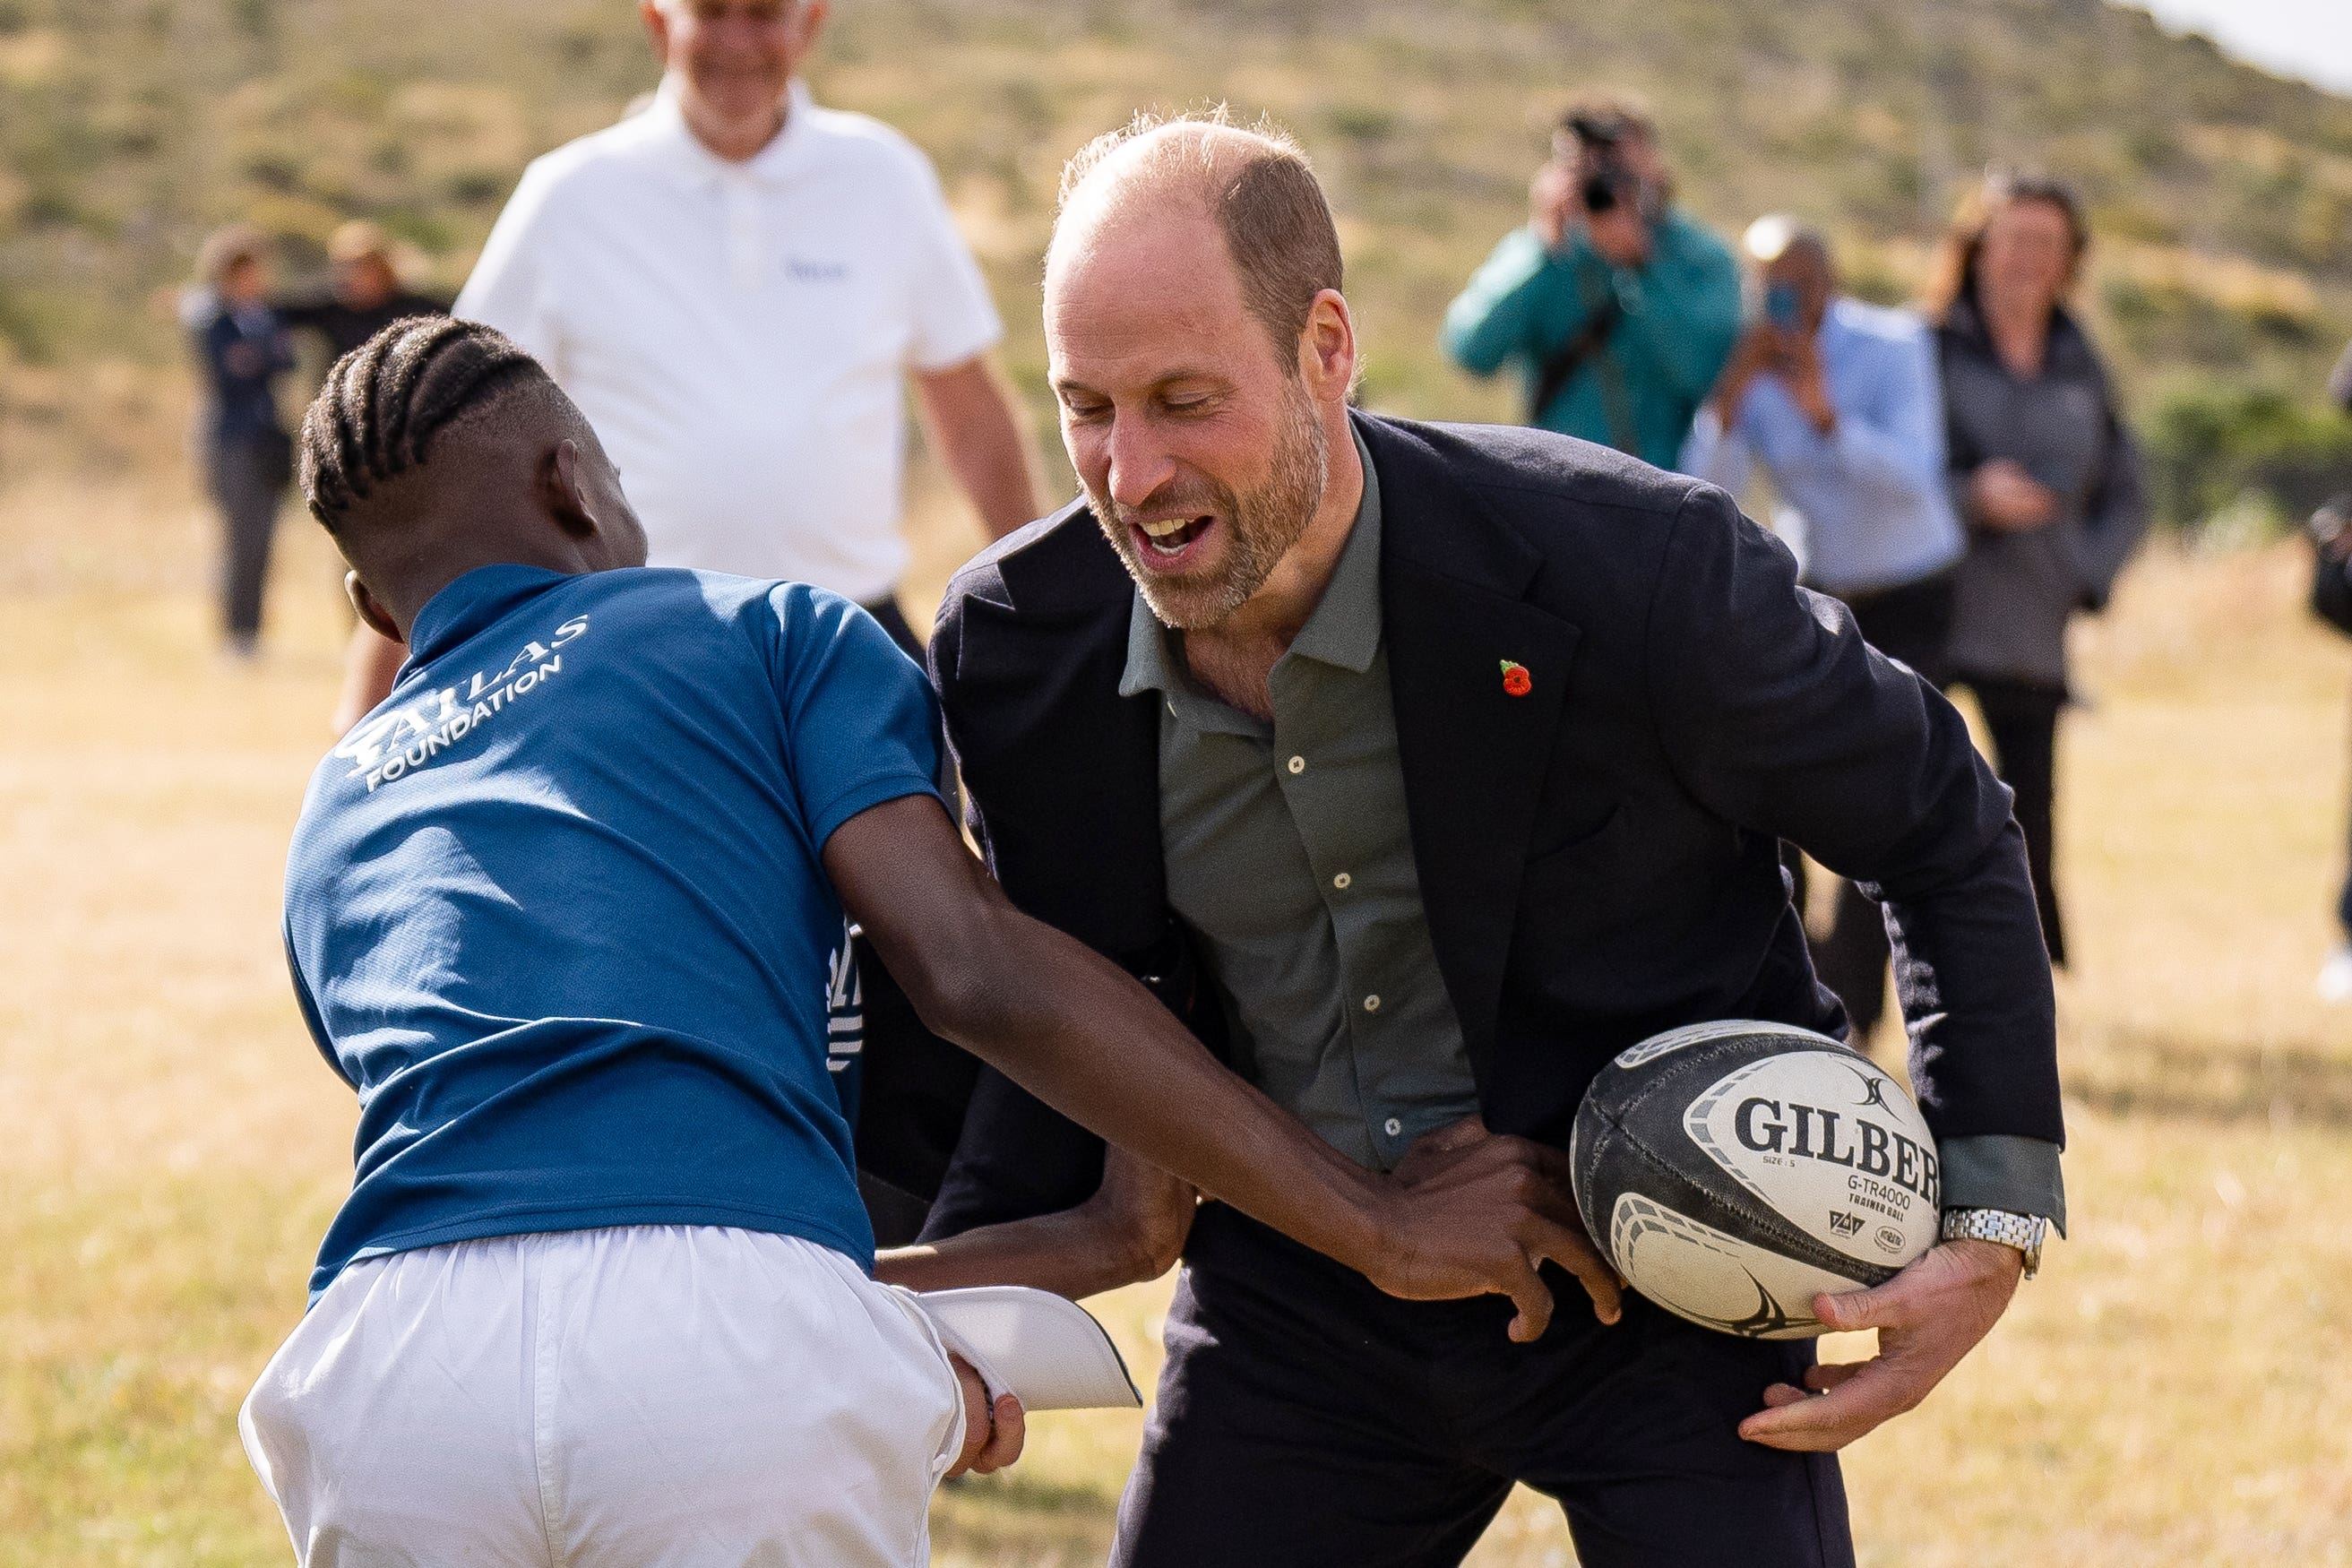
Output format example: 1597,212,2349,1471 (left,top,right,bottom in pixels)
4,426,2351,1565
